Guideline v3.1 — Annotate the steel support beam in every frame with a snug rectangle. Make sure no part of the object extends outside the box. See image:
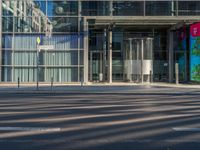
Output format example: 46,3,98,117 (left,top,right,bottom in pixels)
87,16,200,26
